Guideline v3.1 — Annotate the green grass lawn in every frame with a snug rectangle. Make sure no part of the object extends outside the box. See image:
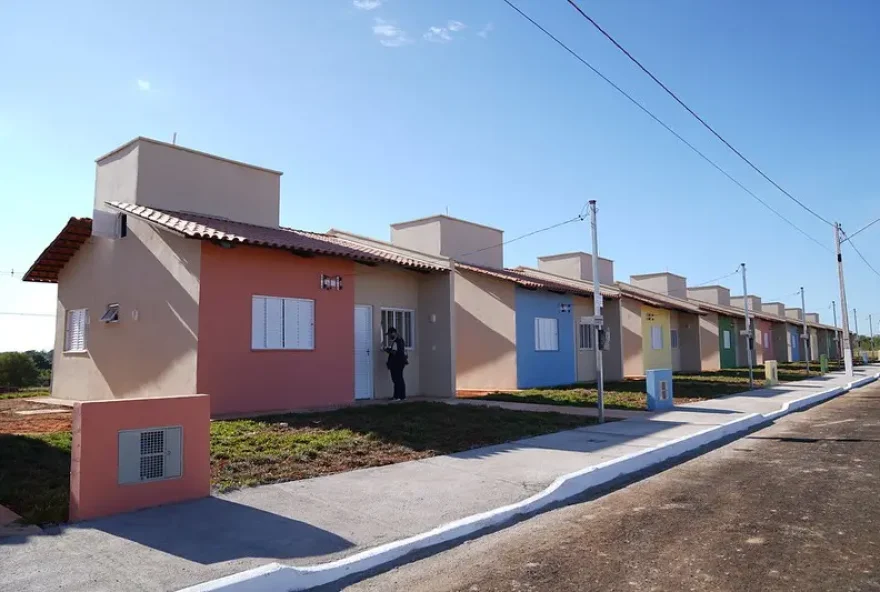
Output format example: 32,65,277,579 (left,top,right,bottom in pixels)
0,389,50,401
478,365,841,412
0,432,72,525
211,402,592,491
1,402,593,525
